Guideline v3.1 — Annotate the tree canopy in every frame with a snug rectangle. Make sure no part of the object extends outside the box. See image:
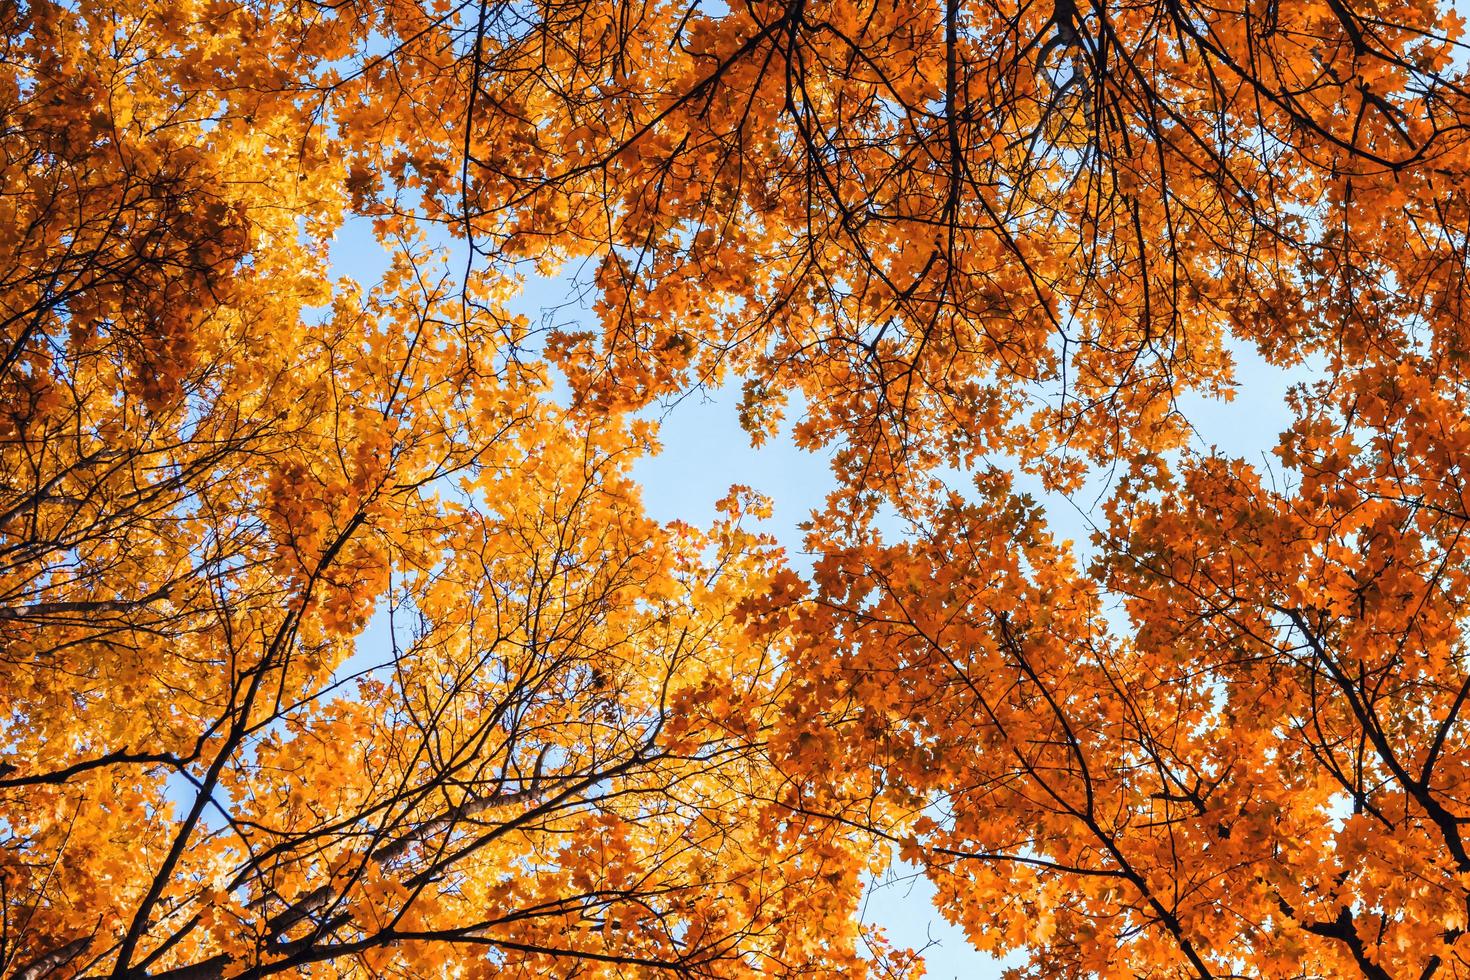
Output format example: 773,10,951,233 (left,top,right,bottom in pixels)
4,0,1470,976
